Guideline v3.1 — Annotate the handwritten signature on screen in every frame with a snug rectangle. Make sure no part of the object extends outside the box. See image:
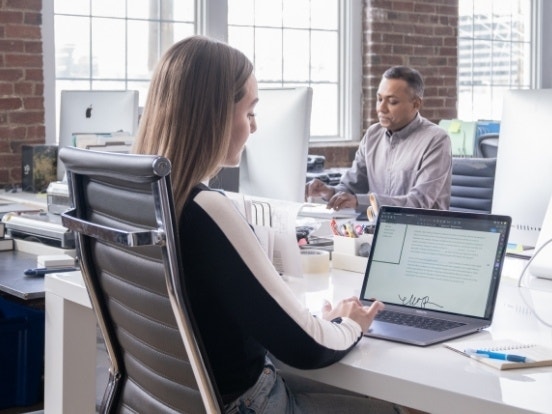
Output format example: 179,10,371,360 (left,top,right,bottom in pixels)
398,293,443,309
